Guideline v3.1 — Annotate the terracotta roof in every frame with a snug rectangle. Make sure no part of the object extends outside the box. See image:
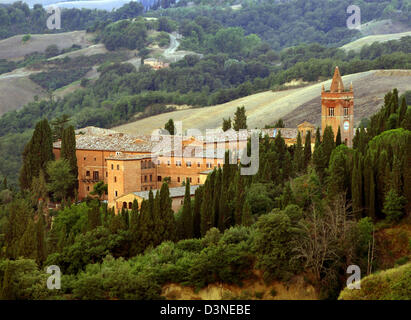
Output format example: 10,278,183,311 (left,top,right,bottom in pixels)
260,128,298,139
330,66,344,92
132,185,200,199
